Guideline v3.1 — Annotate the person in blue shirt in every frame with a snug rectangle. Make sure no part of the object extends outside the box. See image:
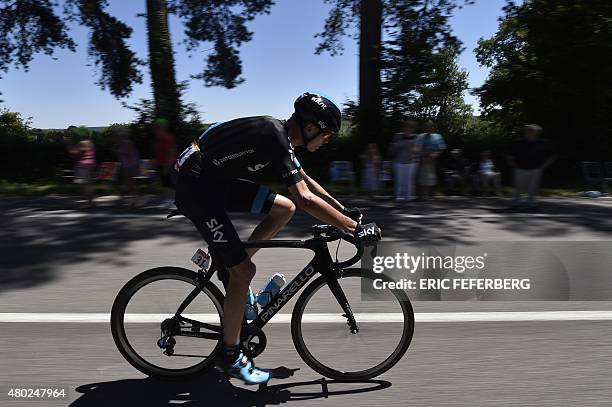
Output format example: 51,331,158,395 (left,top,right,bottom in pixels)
417,121,446,199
